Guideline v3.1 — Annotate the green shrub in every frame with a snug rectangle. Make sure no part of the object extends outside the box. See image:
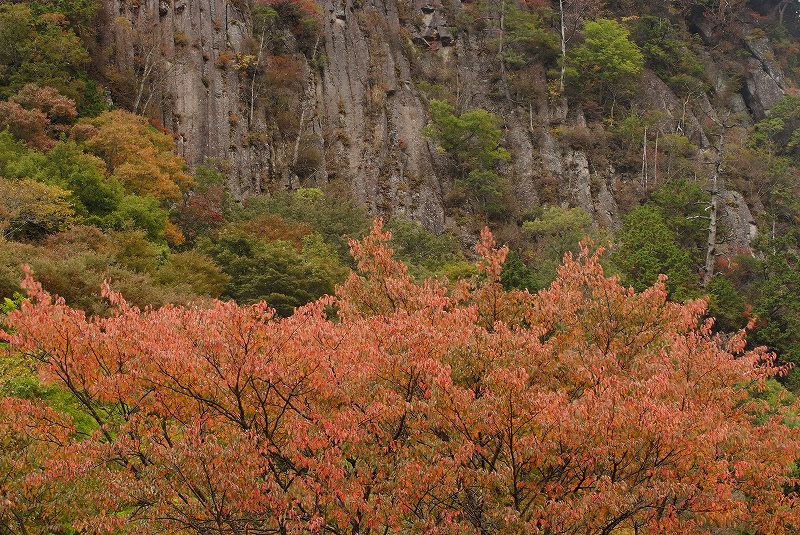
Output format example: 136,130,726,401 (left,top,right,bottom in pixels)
565,18,644,104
